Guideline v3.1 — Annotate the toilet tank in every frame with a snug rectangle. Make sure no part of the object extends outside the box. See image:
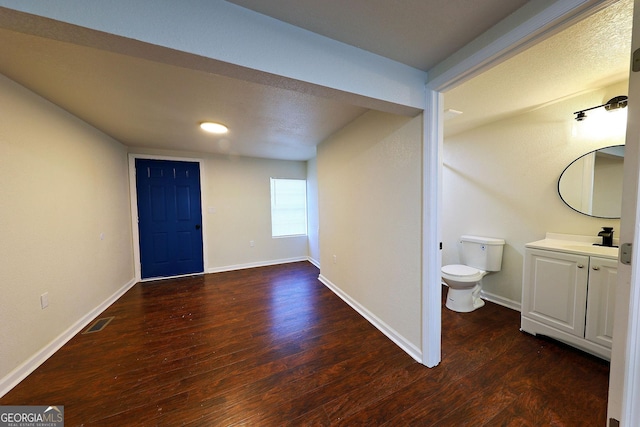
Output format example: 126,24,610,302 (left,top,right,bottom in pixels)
460,235,505,271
